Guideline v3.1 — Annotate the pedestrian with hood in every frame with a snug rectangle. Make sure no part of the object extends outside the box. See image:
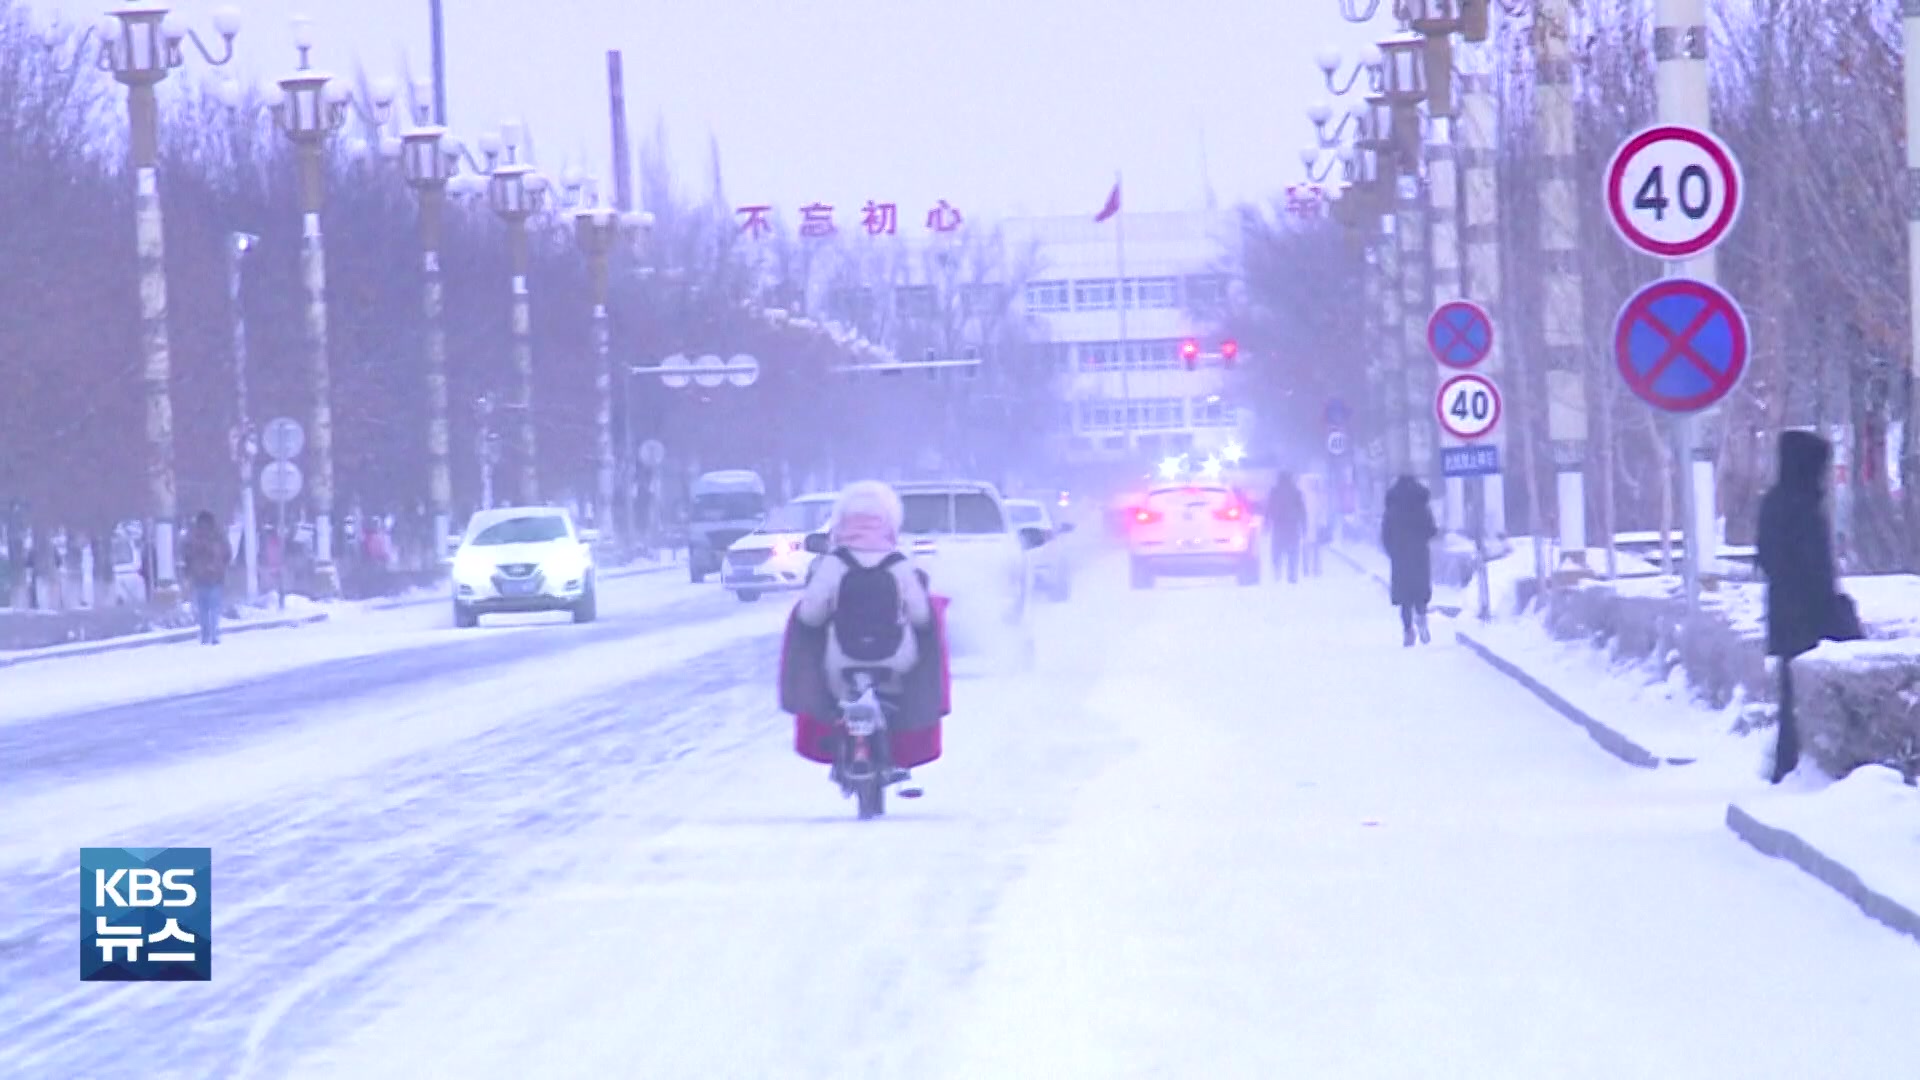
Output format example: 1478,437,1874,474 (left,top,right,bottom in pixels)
1756,429,1862,784
1266,471,1308,584
180,510,233,645
1381,475,1437,646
